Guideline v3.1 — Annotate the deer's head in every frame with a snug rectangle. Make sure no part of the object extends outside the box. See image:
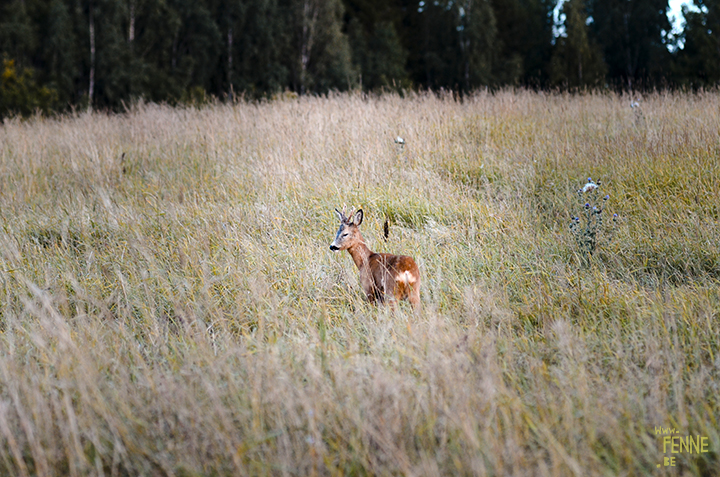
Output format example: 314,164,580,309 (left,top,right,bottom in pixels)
330,208,364,251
